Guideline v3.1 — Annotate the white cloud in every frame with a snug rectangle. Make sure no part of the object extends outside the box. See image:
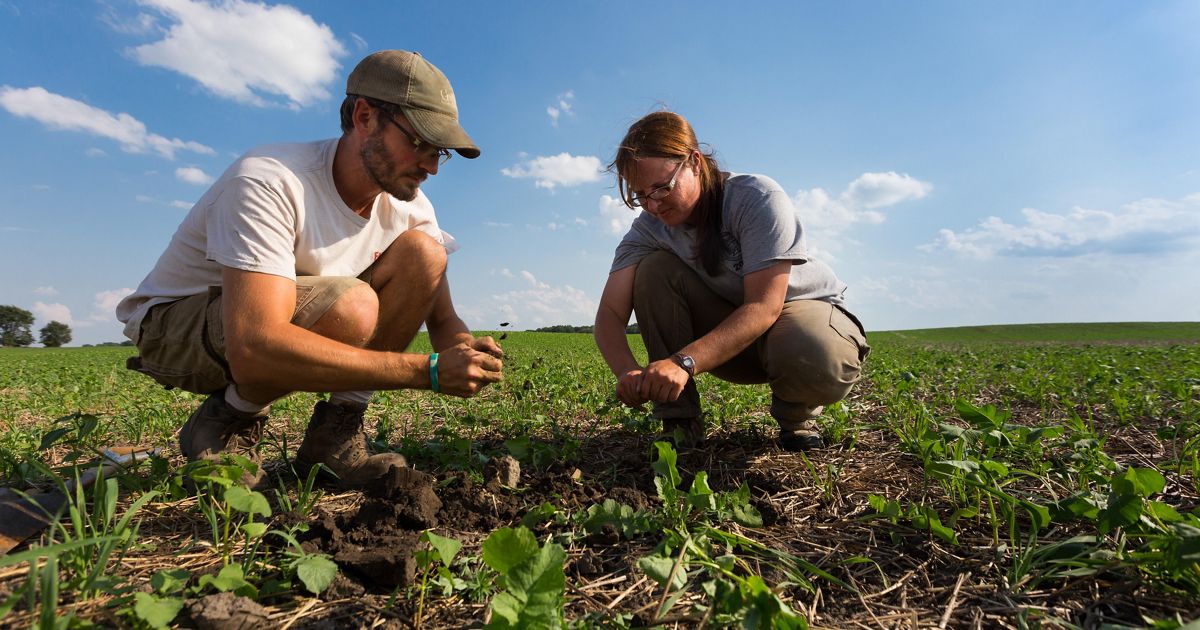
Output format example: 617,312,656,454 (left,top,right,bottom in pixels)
33,302,74,326
175,166,214,185
85,147,107,158
501,153,603,189
100,6,159,35
521,270,548,288
547,90,575,127
794,171,932,236
483,221,512,228
136,195,156,204
0,85,214,159
94,289,133,314
349,32,367,51
599,194,636,236
466,271,596,329
32,184,50,191
34,286,58,296
170,200,193,209
921,193,1200,259
128,0,347,109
